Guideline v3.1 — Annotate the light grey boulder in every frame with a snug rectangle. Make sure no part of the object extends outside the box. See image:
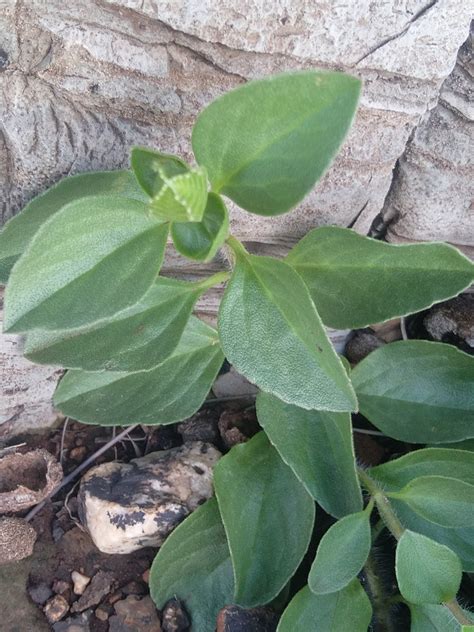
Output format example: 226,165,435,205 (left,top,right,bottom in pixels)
78,442,221,554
